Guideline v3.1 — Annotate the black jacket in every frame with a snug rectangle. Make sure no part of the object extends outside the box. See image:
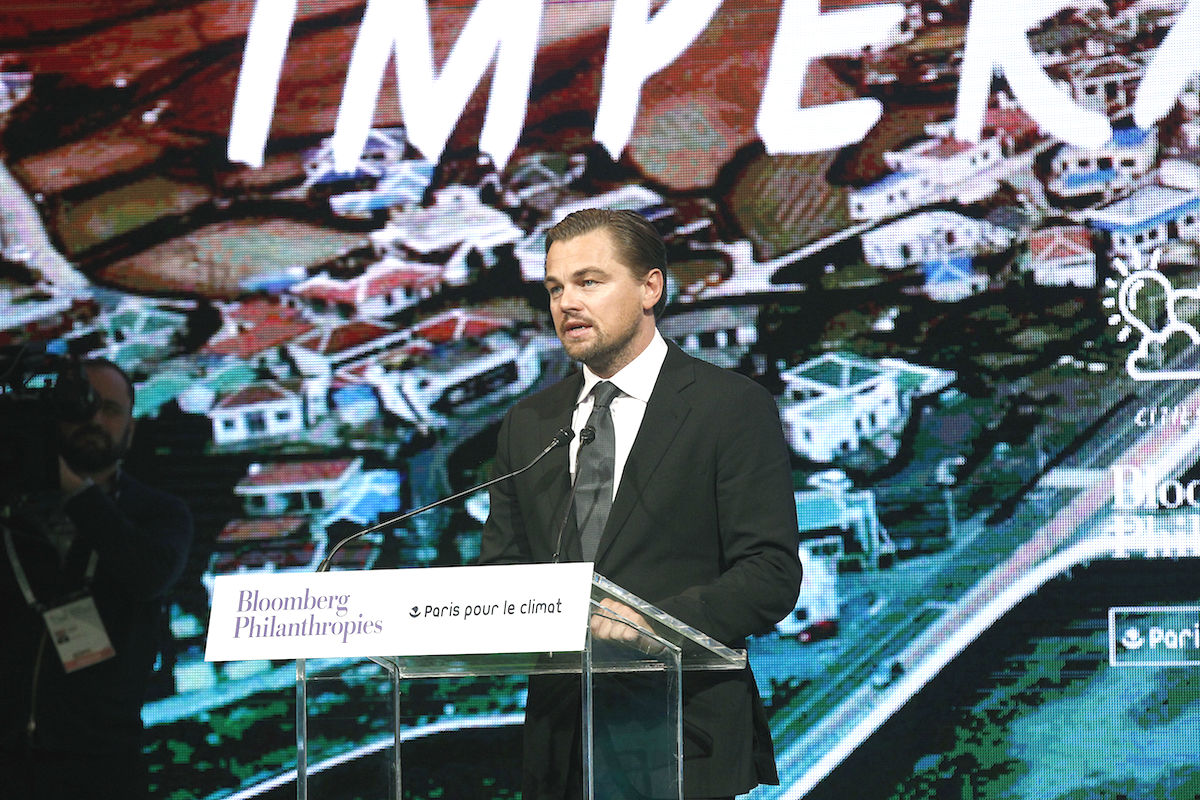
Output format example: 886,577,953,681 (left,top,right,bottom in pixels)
481,342,802,798
0,472,192,756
